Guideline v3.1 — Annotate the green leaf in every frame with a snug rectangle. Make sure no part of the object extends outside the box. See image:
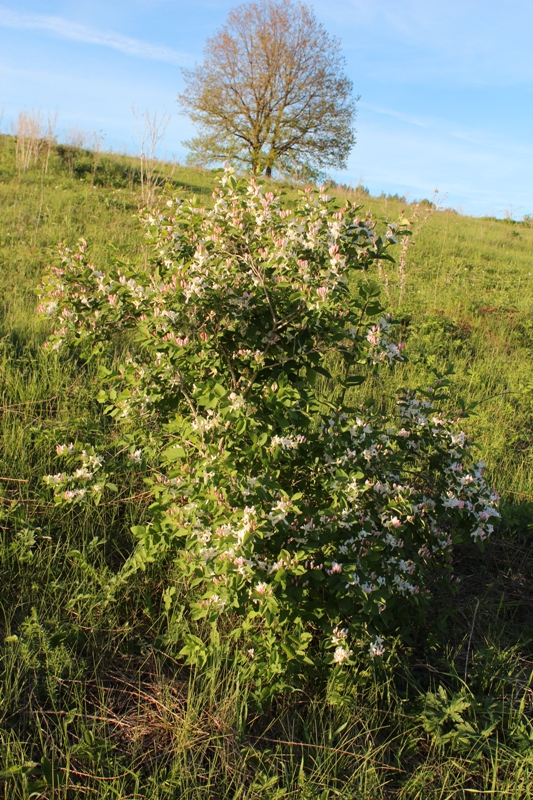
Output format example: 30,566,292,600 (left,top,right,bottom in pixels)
366,301,383,315
345,375,365,387
312,364,332,379
163,444,186,461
